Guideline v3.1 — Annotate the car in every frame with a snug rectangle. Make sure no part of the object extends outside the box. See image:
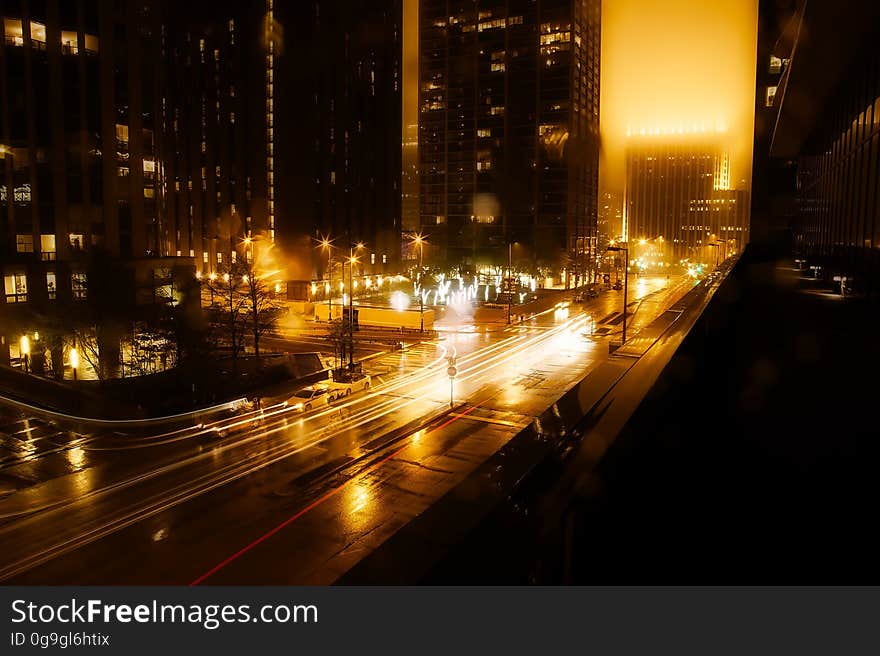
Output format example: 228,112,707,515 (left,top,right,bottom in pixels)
327,372,372,398
287,385,331,412
612,281,623,290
